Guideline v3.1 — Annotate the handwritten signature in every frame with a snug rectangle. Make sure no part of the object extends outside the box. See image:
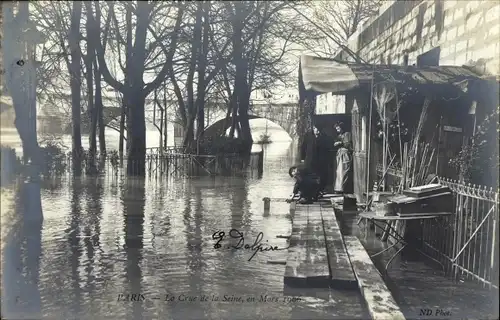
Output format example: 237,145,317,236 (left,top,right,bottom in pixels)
212,229,289,261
